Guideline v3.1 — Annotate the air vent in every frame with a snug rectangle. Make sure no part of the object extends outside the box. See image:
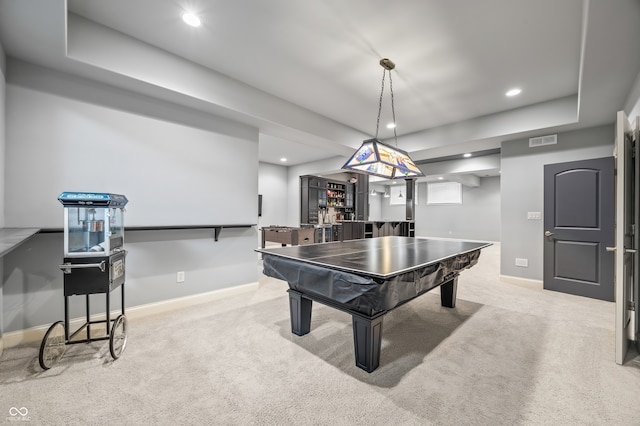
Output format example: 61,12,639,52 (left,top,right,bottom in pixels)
529,134,557,147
